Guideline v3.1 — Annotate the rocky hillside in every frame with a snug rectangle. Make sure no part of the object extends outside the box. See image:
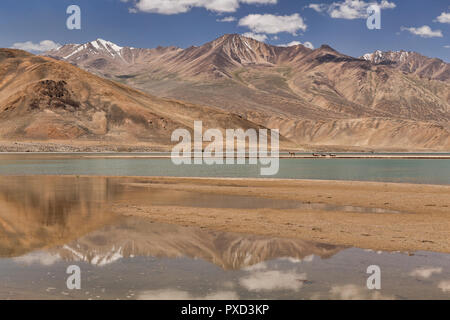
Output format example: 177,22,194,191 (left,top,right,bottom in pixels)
0,48,286,151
